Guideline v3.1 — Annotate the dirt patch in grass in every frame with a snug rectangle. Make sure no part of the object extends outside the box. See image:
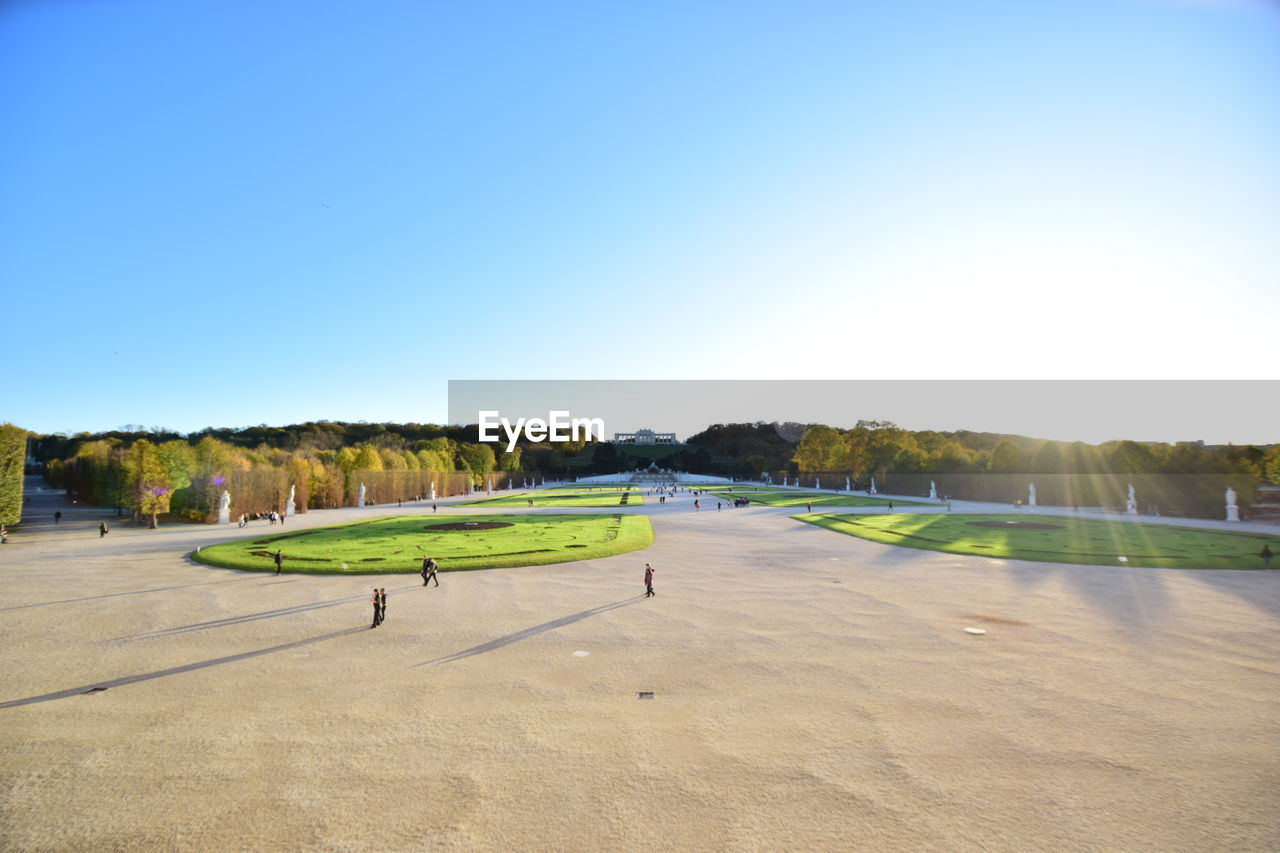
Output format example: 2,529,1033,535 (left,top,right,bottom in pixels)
967,521,1065,530
426,522,515,532
252,529,324,545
